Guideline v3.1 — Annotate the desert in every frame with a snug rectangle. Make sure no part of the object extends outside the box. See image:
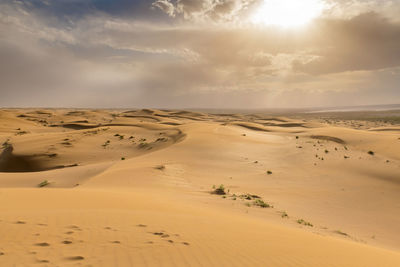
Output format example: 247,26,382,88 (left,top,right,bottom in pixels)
0,108,399,266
